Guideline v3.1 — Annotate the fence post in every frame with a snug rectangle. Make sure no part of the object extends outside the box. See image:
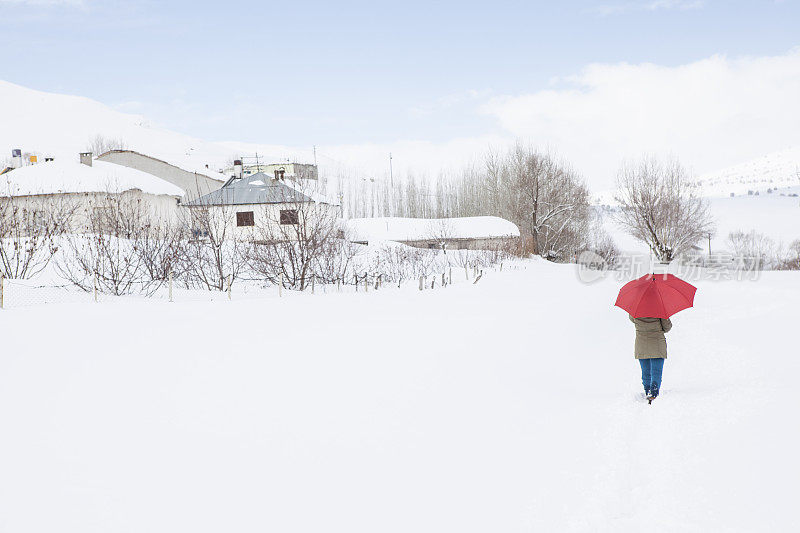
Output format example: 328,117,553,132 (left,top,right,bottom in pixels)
227,275,232,300
337,277,341,292
449,268,452,285
465,265,469,280
279,272,283,298
419,275,424,291
364,273,369,292
0,275,4,310
168,270,174,303
93,271,98,303
442,272,446,287
311,274,315,294
500,262,504,272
